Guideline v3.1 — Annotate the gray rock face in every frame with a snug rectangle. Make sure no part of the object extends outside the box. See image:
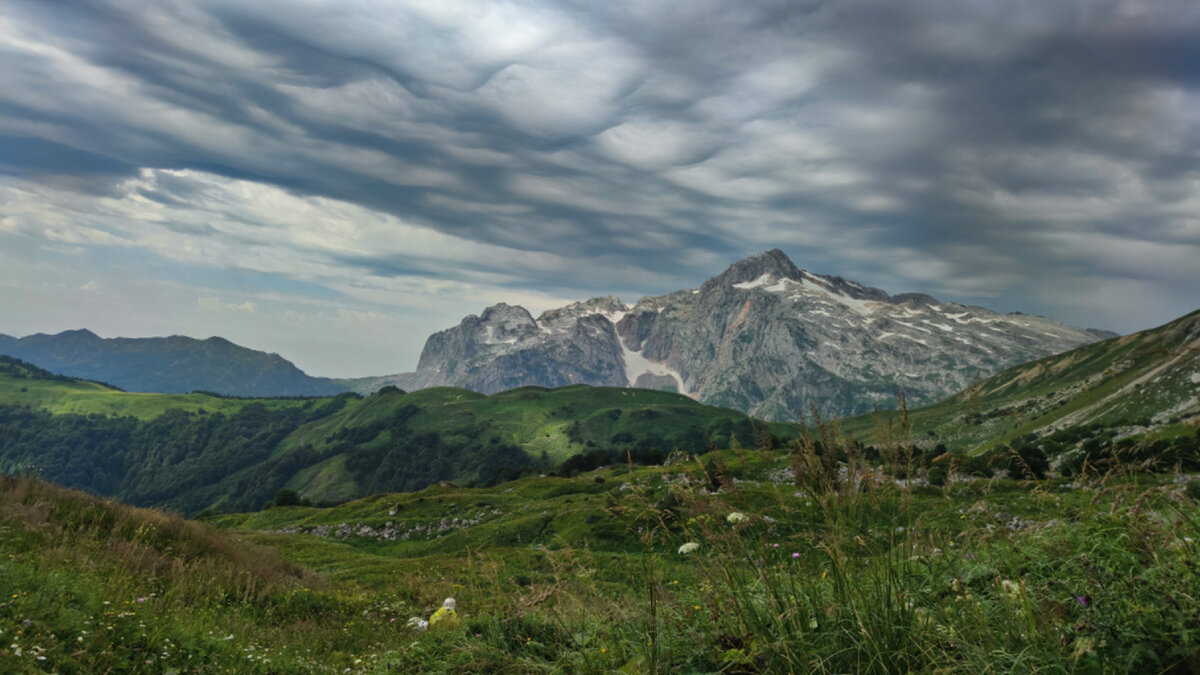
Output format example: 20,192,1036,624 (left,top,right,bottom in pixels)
405,301,627,394
362,250,1115,420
